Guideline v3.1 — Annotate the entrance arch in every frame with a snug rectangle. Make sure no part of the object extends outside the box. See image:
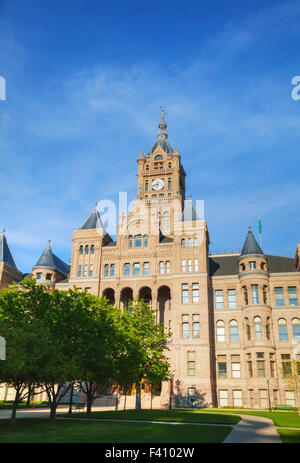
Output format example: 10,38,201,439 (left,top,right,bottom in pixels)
157,286,171,325
102,288,115,305
120,287,133,310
